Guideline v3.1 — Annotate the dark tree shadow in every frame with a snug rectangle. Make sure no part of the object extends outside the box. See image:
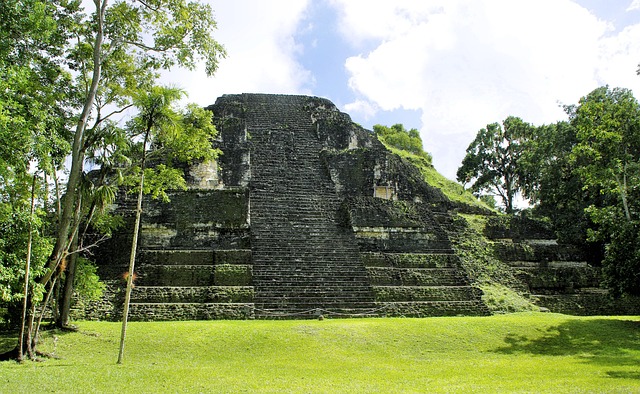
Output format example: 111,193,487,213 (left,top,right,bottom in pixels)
0,325,77,361
494,319,640,377
0,332,17,354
